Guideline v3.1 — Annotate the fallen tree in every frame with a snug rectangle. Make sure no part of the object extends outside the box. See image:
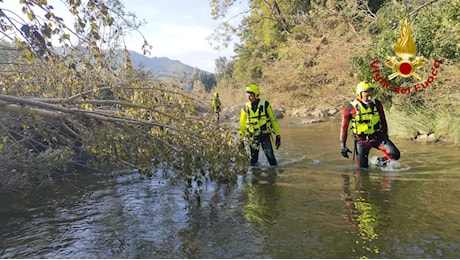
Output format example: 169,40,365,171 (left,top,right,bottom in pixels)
0,0,246,192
